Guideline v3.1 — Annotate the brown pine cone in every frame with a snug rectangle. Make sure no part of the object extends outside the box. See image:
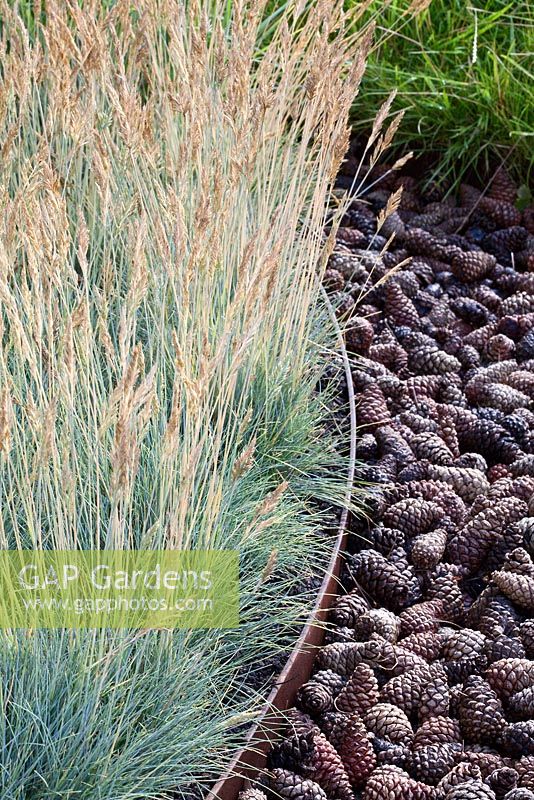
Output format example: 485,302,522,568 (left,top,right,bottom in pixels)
269,730,316,770
514,755,534,789
312,670,347,696
457,676,507,745
410,433,454,465
451,250,497,283
322,268,345,292
262,769,327,800
336,227,368,248
437,762,483,795
239,787,269,800
501,721,534,757
299,730,355,800
502,293,534,316
426,464,489,502
461,750,506,779
507,686,534,720
410,742,463,784
426,564,466,622
380,664,448,720
335,664,378,716
337,714,376,788
296,681,334,716
384,281,421,328
492,571,534,611
399,631,444,662
399,600,445,636
485,766,518,799
357,384,391,430
368,525,406,554
448,498,527,574
519,621,534,658
317,638,393,676
413,716,461,749
479,197,522,228
484,629,526,665
441,629,487,662
486,336,517,362
502,790,534,800
347,550,412,610
318,710,349,751
361,765,435,800
372,736,412,769
330,590,368,628
345,317,374,354
486,658,534,700
409,345,461,375
488,168,517,204
411,529,448,569
363,702,414,745
383,498,443,537
353,608,401,644
444,781,497,799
